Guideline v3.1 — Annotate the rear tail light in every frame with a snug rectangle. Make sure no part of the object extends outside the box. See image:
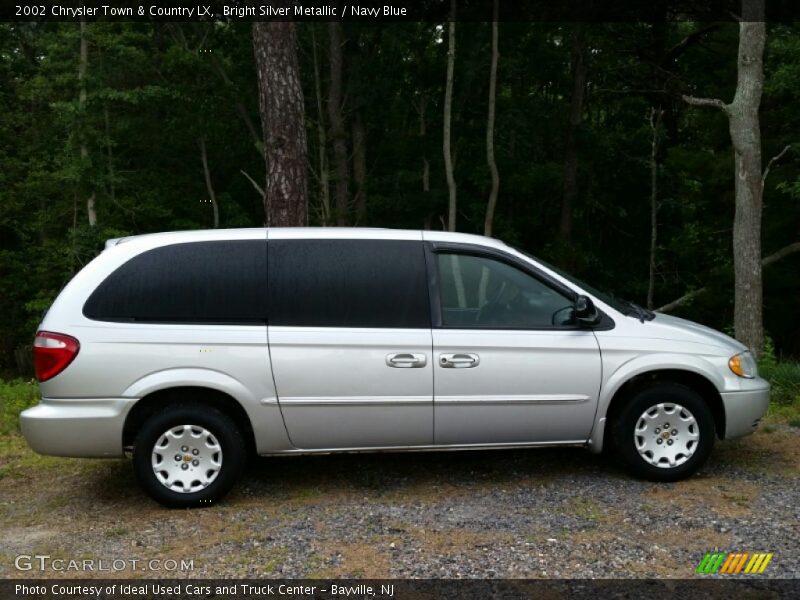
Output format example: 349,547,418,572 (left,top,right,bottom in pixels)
33,331,80,382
